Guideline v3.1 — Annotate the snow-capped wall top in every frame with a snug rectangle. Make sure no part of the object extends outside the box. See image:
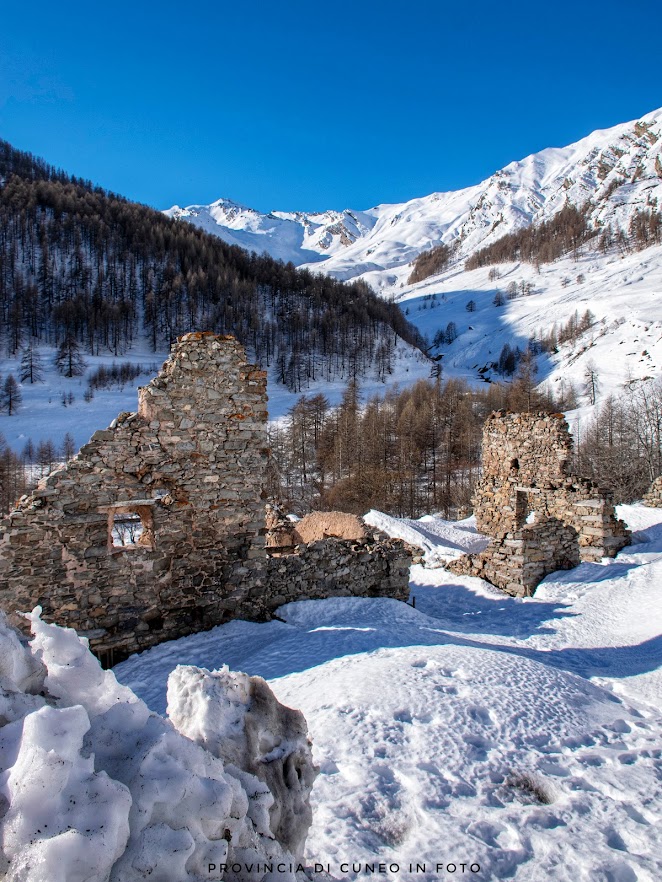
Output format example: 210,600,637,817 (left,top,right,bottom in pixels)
166,107,662,291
